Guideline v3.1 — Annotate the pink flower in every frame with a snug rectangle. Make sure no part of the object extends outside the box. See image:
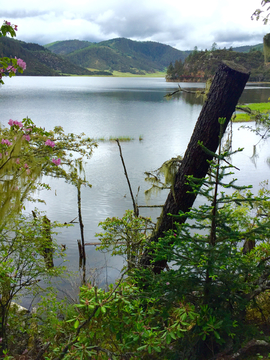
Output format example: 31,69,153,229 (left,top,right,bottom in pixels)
14,25,18,31
23,134,30,141
45,139,55,148
16,158,20,164
166,282,170,285
7,65,16,73
15,57,26,71
8,119,23,128
15,121,23,128
1,139,12,146
5,21,11,26
24,163,28,168
26,169,30,175
52,158,61,166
